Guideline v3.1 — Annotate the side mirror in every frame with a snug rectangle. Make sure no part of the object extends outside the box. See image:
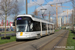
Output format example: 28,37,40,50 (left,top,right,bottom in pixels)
13,22,15,26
